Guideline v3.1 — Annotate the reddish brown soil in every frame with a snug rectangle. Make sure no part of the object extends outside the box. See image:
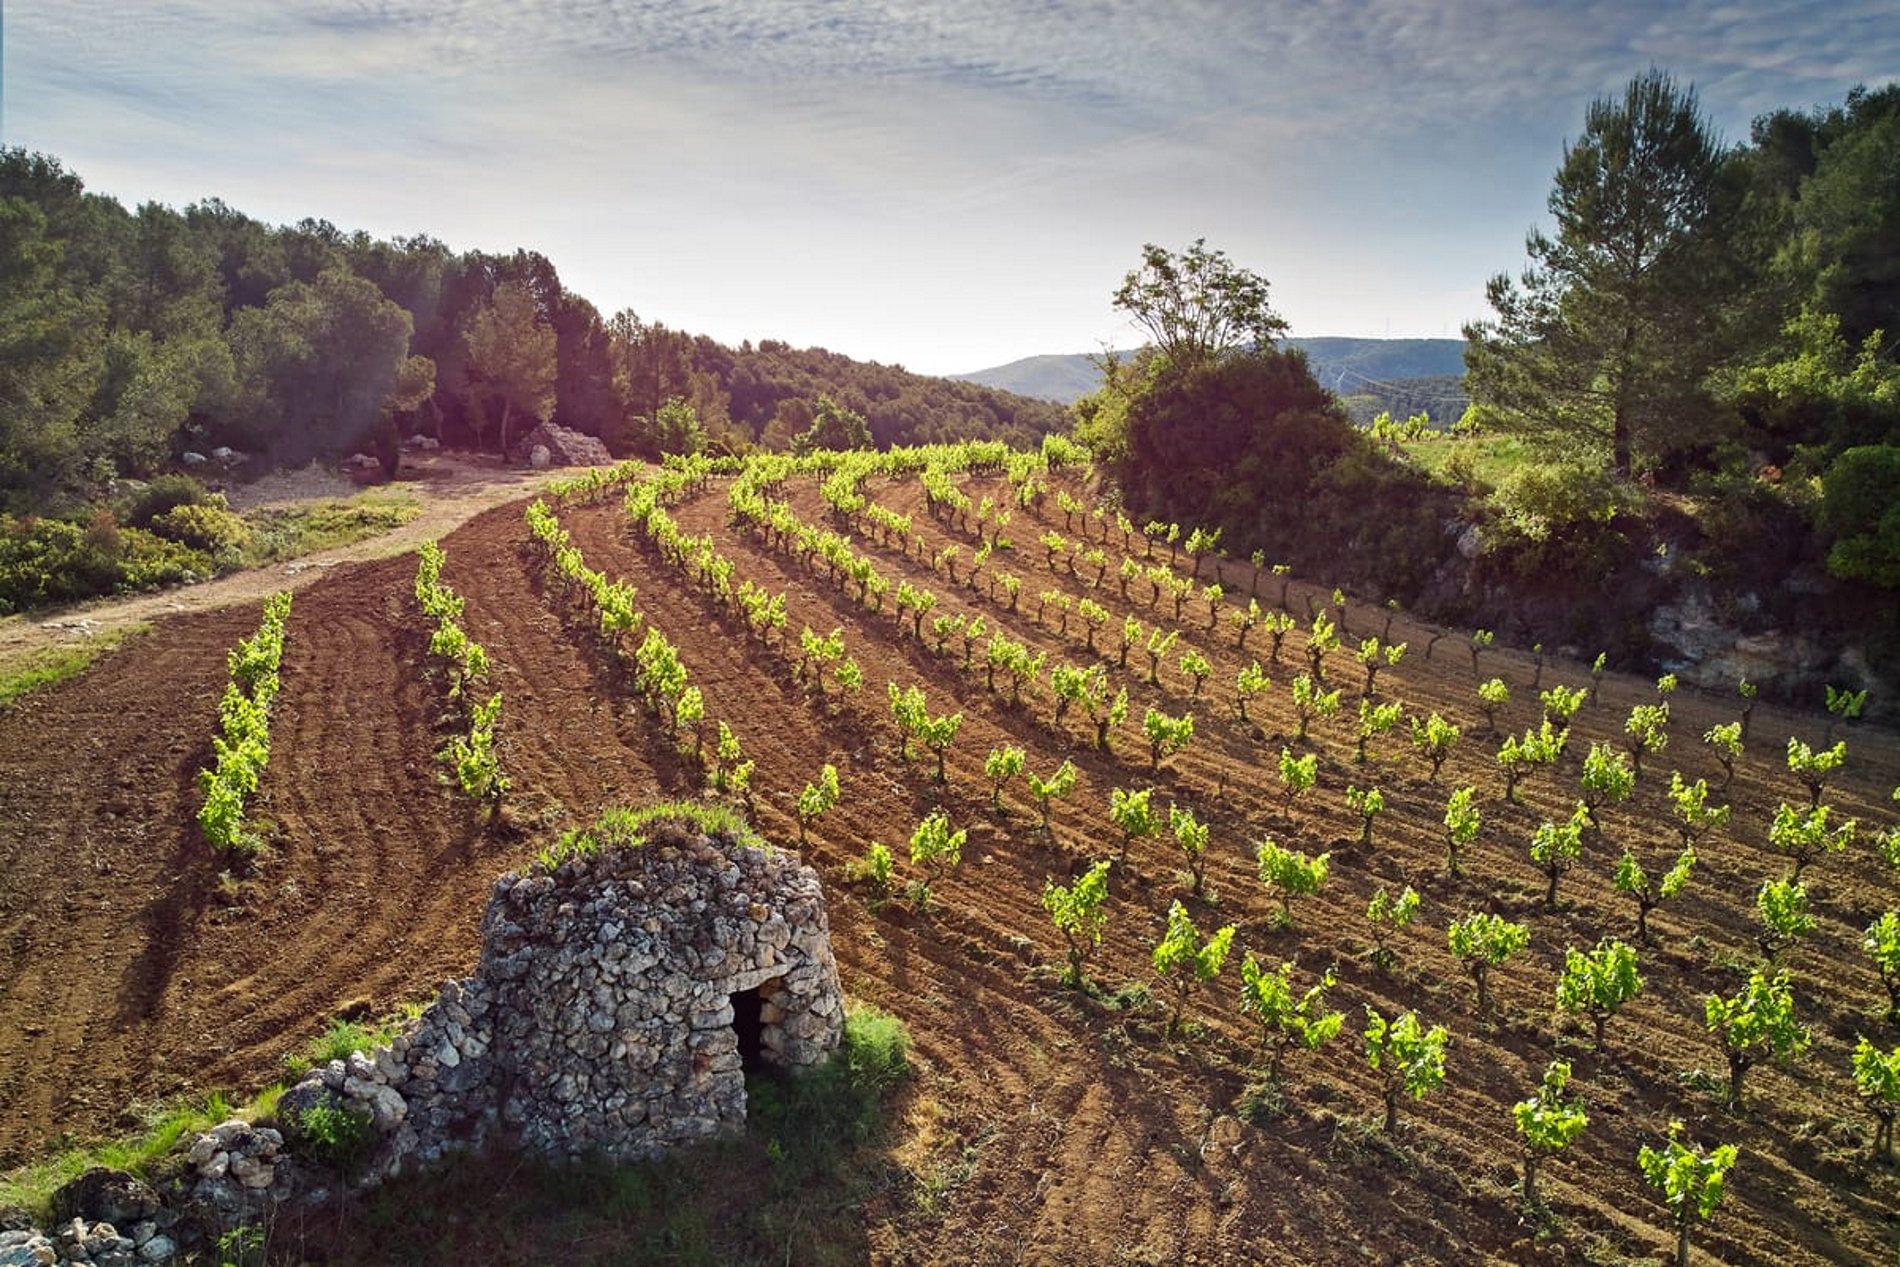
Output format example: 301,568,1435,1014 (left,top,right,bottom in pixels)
2,469,1898,1265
